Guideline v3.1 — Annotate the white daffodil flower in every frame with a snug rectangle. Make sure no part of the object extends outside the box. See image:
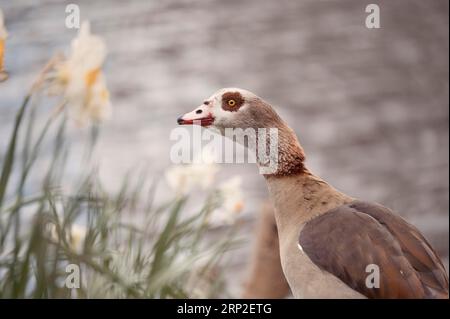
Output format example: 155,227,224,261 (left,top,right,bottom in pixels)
48,223,87,253
165,148,219,196
210,176,244,226
49,21,111,124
